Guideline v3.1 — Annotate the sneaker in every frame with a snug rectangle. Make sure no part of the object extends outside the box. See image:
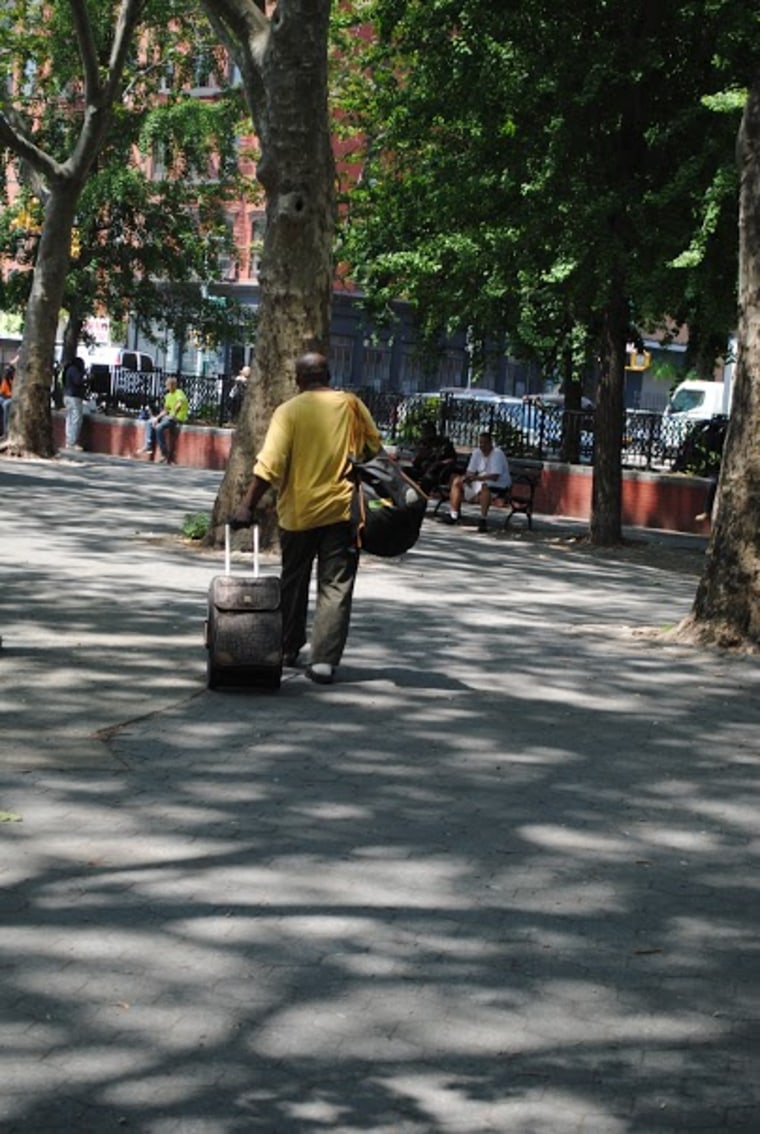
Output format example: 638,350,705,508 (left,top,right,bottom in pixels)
477,518,488,532
157,456,168,464
442,513,459,525
306,663,334,685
